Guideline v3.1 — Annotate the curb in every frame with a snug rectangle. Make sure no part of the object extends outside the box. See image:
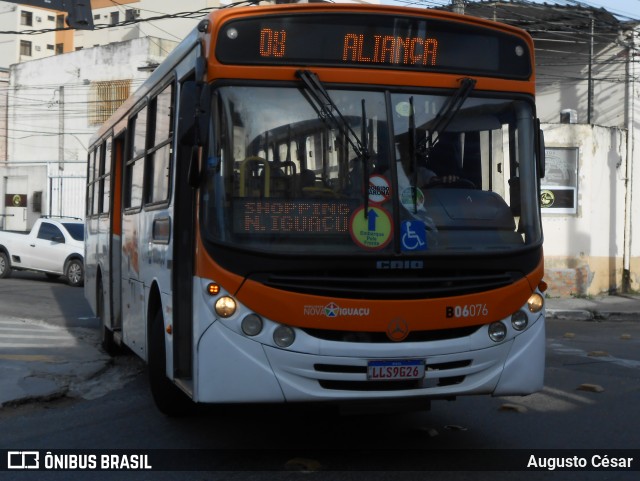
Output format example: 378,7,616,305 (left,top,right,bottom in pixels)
547,309,639,322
